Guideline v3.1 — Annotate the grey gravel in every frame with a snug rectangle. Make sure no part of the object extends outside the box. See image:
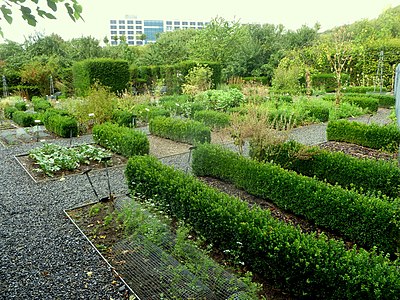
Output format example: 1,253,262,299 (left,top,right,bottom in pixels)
0,135,129,300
